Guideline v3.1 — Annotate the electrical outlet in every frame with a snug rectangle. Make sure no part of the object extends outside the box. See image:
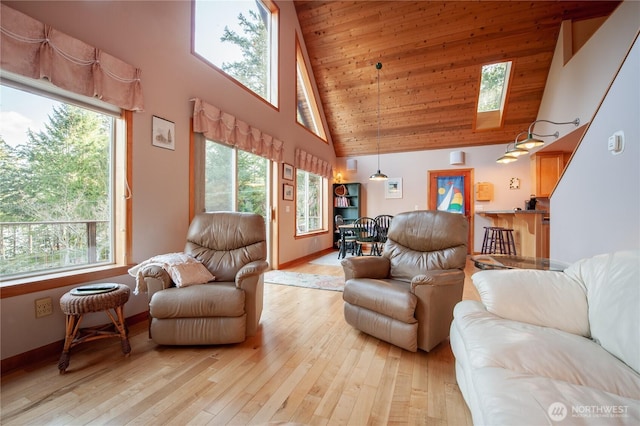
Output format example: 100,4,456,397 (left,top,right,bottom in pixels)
35,297,53,318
